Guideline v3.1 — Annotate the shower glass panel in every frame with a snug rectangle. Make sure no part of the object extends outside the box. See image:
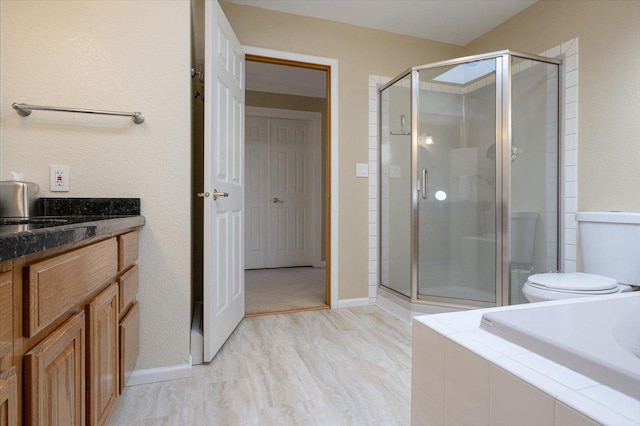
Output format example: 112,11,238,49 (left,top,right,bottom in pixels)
416,59,497,303
509,56,560,304
378,50,562,310
380,74,412,297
